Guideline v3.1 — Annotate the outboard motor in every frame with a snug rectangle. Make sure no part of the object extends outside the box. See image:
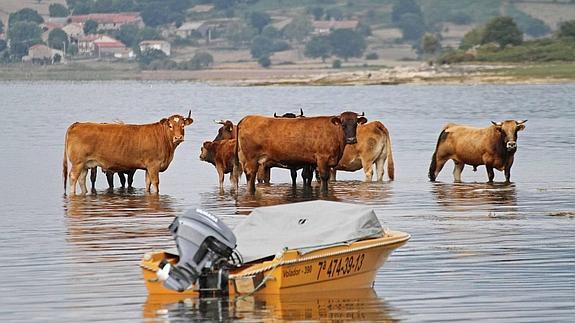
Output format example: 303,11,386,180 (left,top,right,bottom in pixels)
157,208,240,296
